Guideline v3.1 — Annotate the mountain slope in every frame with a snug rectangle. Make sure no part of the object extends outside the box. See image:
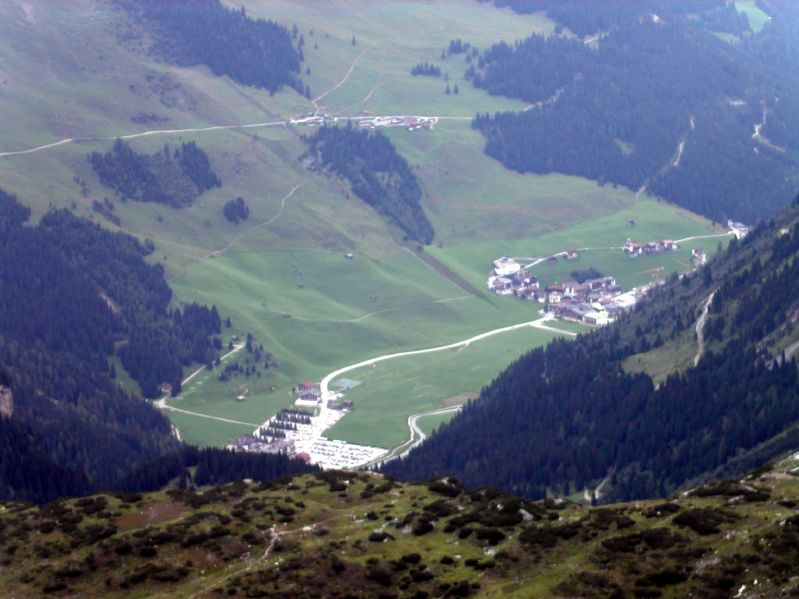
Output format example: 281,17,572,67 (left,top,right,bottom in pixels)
470,2,799,225
2,458,799,597
387,197,799,503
